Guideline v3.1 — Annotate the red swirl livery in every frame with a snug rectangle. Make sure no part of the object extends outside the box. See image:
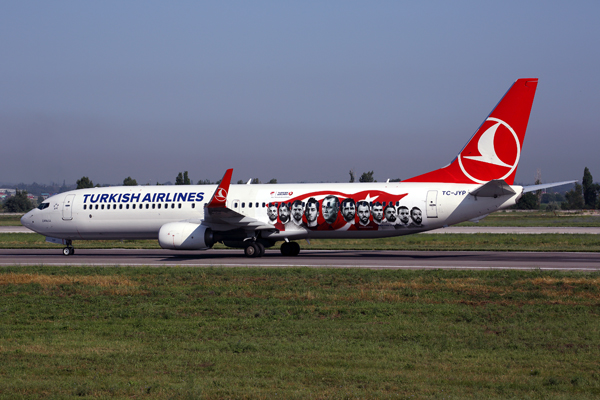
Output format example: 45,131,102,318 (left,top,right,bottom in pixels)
22,79,575,257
